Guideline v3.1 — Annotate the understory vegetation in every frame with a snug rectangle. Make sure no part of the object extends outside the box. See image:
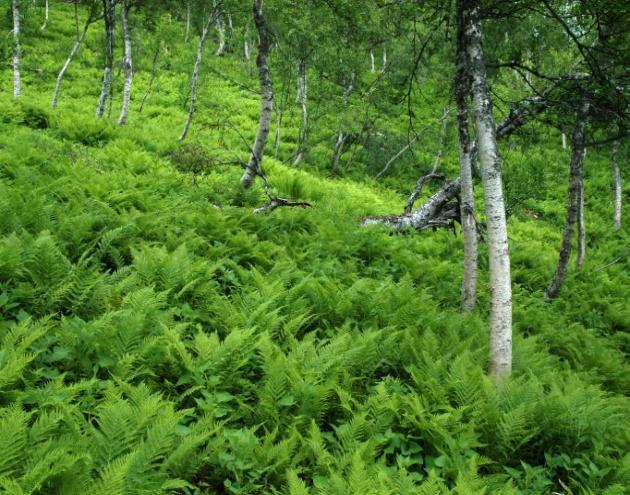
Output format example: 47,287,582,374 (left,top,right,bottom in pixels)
0,2,628,494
